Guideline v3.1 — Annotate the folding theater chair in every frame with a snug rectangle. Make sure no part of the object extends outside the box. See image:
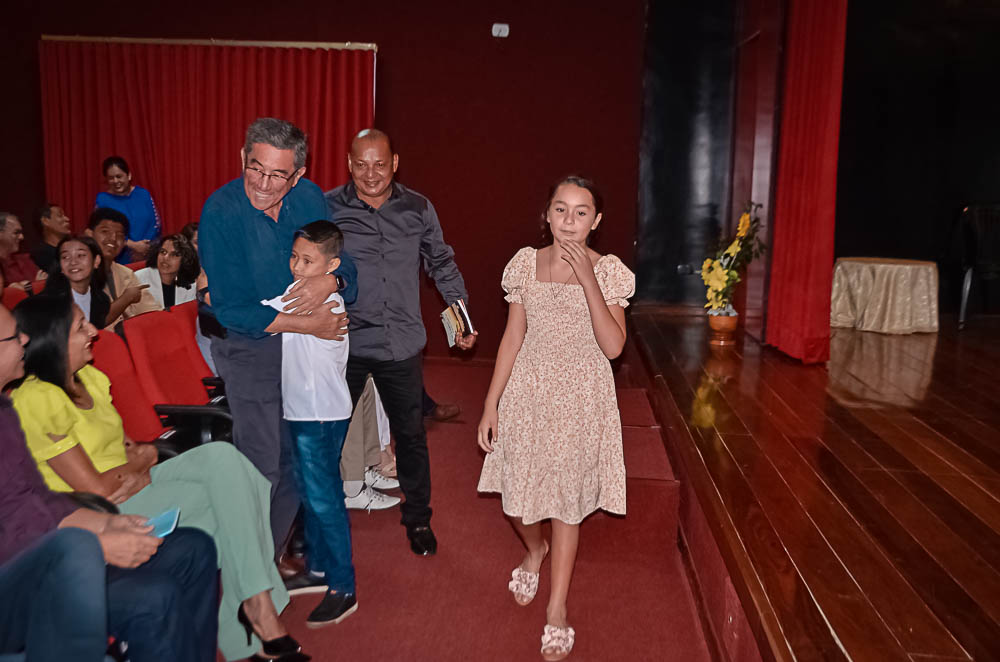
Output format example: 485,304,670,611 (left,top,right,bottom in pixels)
90,329,232,456
168,300,222,392
122,311,226,407
1,287,28,310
